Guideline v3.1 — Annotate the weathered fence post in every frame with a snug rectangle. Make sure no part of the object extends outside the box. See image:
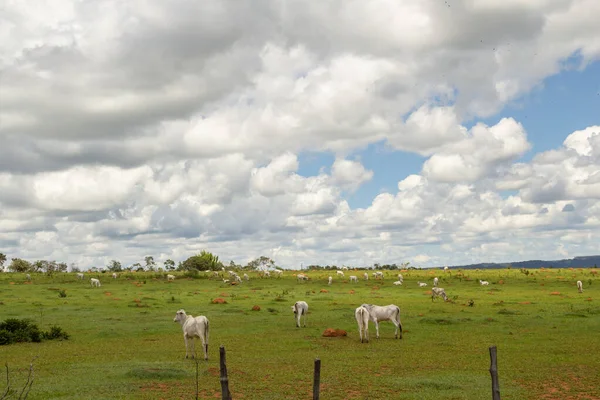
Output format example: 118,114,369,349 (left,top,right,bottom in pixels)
220,346,232,400
489,346,500,400
313,358,321,400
